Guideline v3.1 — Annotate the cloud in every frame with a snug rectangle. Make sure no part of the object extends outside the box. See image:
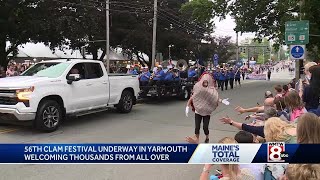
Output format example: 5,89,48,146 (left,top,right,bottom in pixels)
213,15,255,42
